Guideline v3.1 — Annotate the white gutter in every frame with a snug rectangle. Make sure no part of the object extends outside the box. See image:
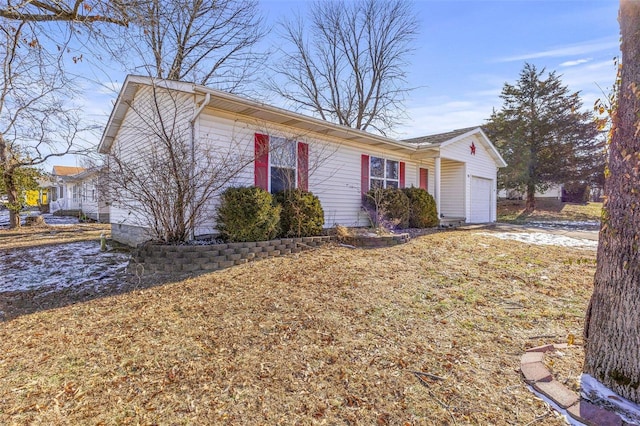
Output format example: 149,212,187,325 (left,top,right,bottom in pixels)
191,93,211,123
